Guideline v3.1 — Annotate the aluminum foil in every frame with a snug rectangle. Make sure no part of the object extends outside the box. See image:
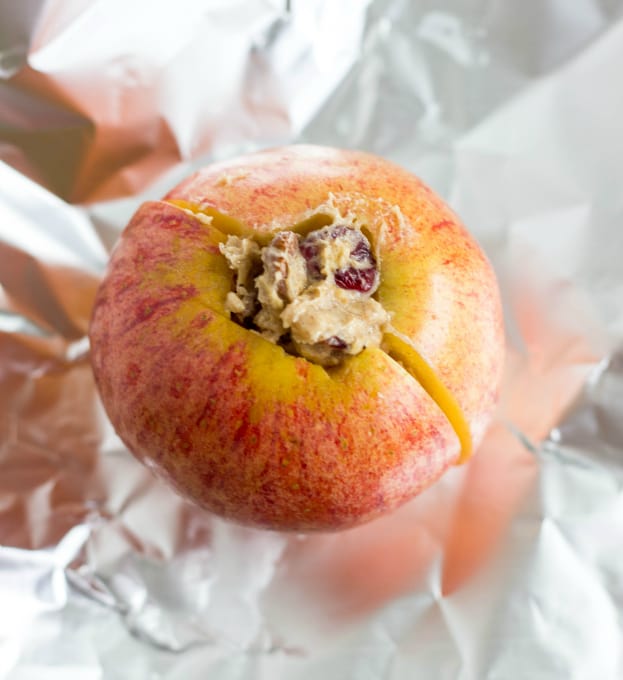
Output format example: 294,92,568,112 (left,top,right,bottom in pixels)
1,0,623,677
